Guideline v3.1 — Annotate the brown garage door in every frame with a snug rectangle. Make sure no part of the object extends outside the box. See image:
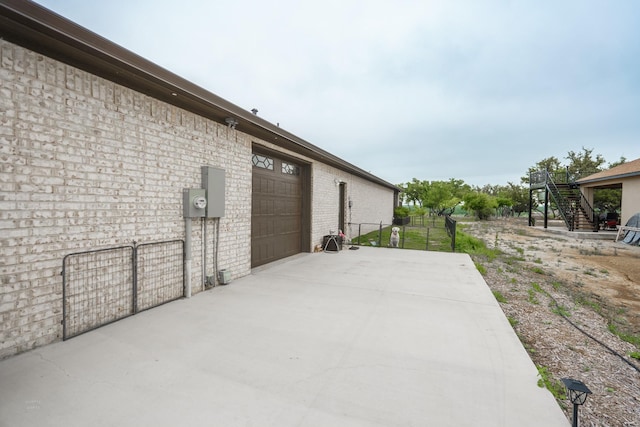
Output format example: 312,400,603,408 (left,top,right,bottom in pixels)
251,153,303,267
